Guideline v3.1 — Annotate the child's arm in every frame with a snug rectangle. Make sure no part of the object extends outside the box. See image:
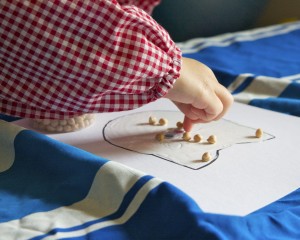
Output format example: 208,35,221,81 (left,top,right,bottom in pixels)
117,0,161,14
0,1,180,119
165,58,233,131
1,0,232,125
